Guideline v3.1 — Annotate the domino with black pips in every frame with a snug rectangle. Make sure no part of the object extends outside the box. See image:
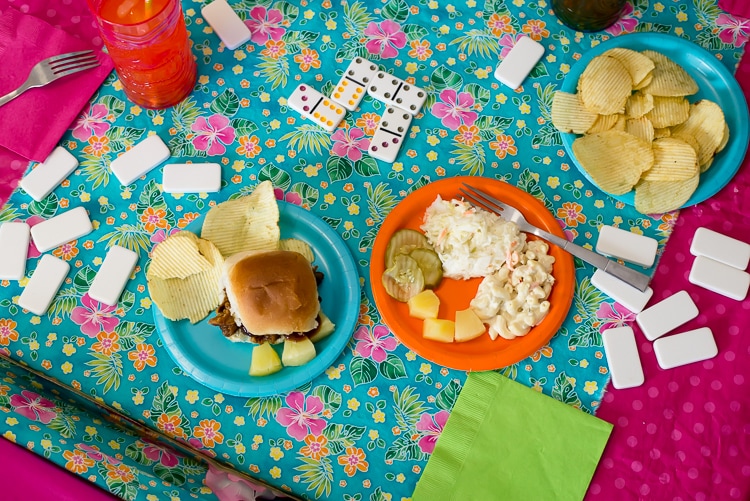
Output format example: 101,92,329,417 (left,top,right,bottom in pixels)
367,71,427,116
331,57,379,111
368,106,413,164
288,84,346,132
